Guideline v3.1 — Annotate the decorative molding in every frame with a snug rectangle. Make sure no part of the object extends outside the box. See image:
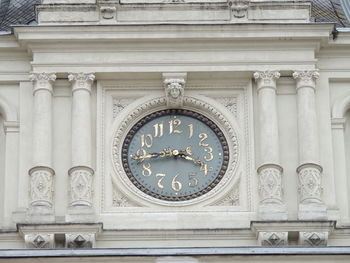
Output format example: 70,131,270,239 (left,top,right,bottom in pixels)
163,72,187,108
112,98,135,119
257,164,283,204
297,163,323,204
111,95,239,206
65,233,95,248
227,0,250,18
68,72,95,93
215,97,238,119
254,70,280,90
29,72,56,94
68,166,94,207
258,232,288,247
293,70,319,90
299,232,328,246
24,234,54,249
100,6,116,20
29,166,55,207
